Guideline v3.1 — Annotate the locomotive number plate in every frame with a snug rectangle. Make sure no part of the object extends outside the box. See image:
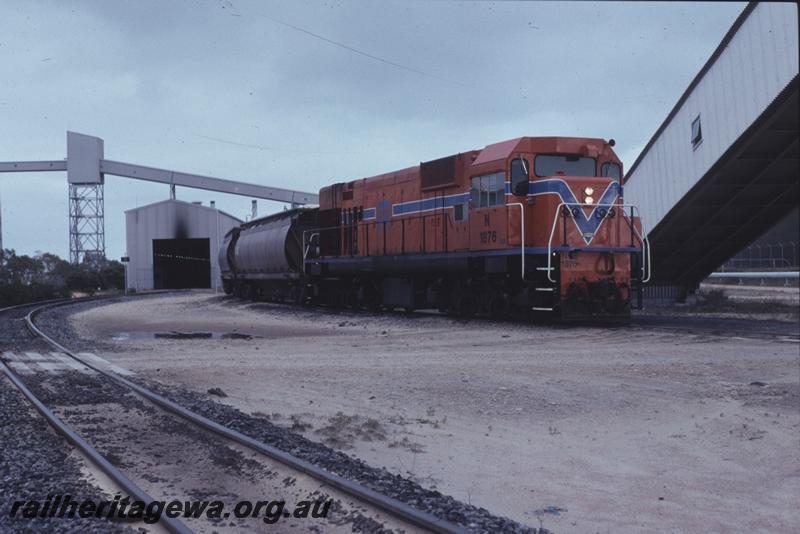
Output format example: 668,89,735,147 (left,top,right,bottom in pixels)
479,230,497,244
